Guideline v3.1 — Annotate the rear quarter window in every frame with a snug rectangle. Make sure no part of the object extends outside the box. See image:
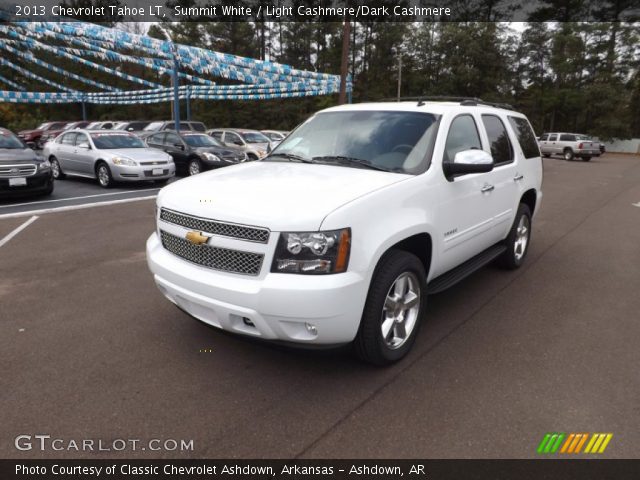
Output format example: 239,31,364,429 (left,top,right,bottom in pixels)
508,116,540,159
